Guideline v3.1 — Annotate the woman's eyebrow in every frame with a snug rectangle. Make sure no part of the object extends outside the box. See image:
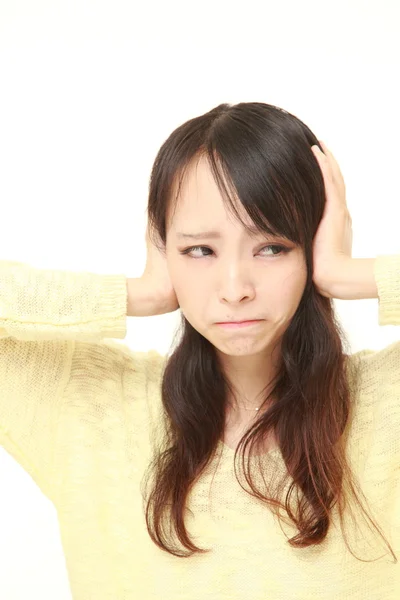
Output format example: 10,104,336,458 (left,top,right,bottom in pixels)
177,226,261,240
